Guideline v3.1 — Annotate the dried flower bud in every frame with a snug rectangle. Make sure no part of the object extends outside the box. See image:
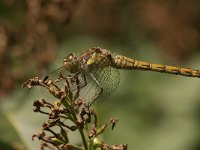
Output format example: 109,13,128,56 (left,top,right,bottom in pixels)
110,118,118,130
